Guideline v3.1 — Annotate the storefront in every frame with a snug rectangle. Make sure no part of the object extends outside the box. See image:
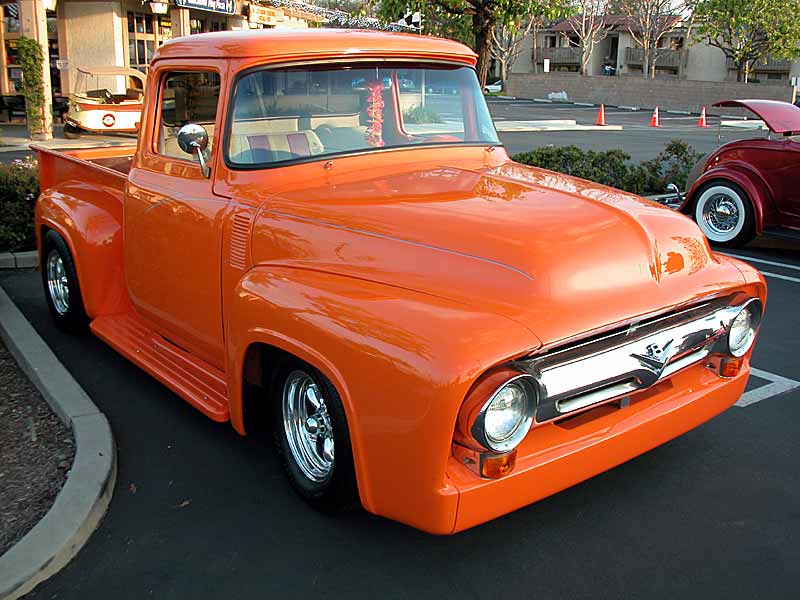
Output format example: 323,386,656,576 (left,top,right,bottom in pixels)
2,3,59,94
0,0,321,97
